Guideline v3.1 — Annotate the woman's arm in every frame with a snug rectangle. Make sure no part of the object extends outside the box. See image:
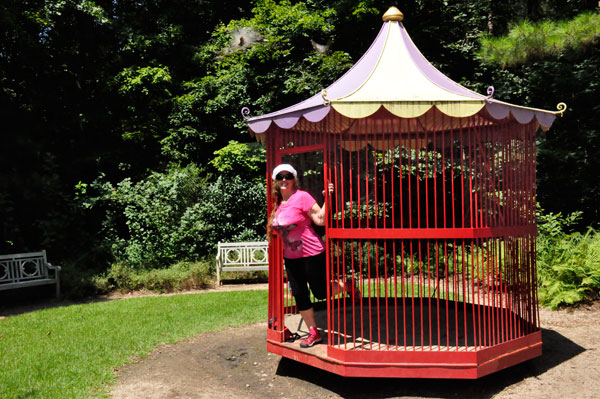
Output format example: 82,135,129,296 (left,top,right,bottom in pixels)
308,202,326,226
308,183,333,226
